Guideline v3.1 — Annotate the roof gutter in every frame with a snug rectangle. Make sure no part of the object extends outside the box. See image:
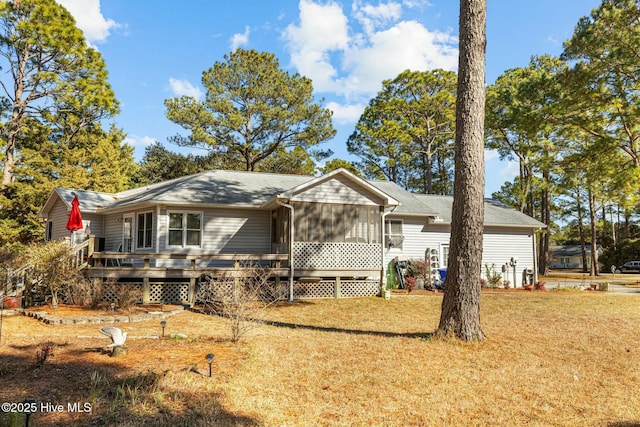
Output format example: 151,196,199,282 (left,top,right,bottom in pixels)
276,199,295,302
